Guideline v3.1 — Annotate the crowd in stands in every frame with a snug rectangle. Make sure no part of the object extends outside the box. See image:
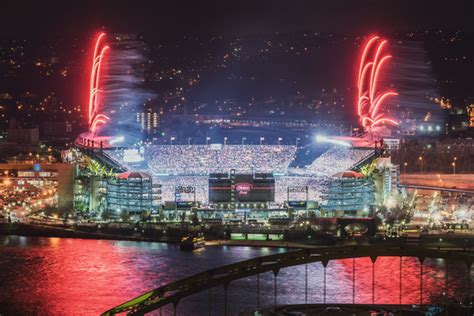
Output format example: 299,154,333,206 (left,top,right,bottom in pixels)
144,145,296,175
305,147,374,176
